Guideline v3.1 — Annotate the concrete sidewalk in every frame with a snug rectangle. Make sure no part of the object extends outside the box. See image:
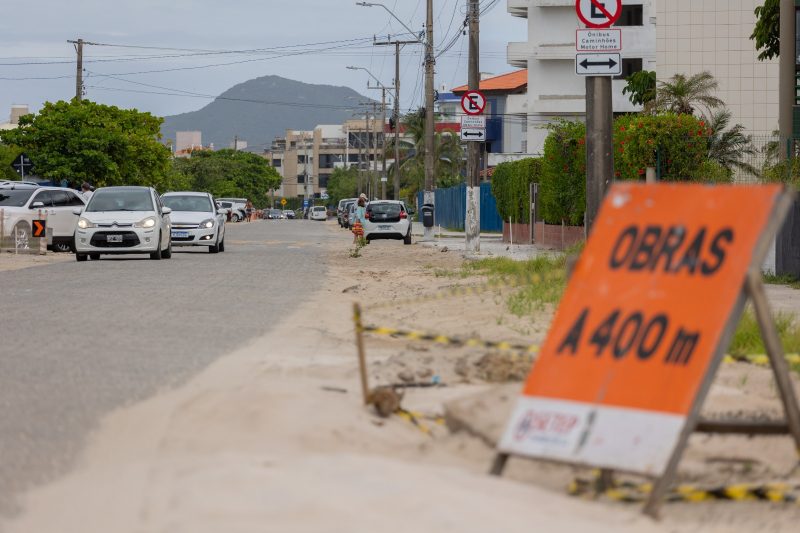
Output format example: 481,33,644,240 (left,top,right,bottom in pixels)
410,222,547,260
410,221,502,240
